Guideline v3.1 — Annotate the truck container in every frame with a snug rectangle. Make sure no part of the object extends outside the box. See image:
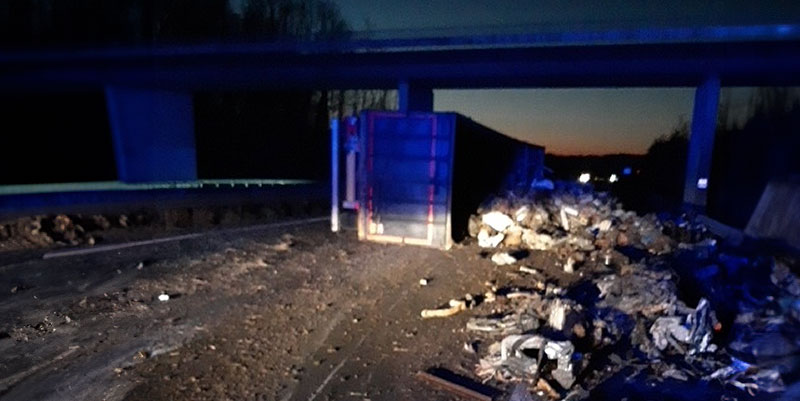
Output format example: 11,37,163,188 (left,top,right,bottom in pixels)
357,111,544,249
